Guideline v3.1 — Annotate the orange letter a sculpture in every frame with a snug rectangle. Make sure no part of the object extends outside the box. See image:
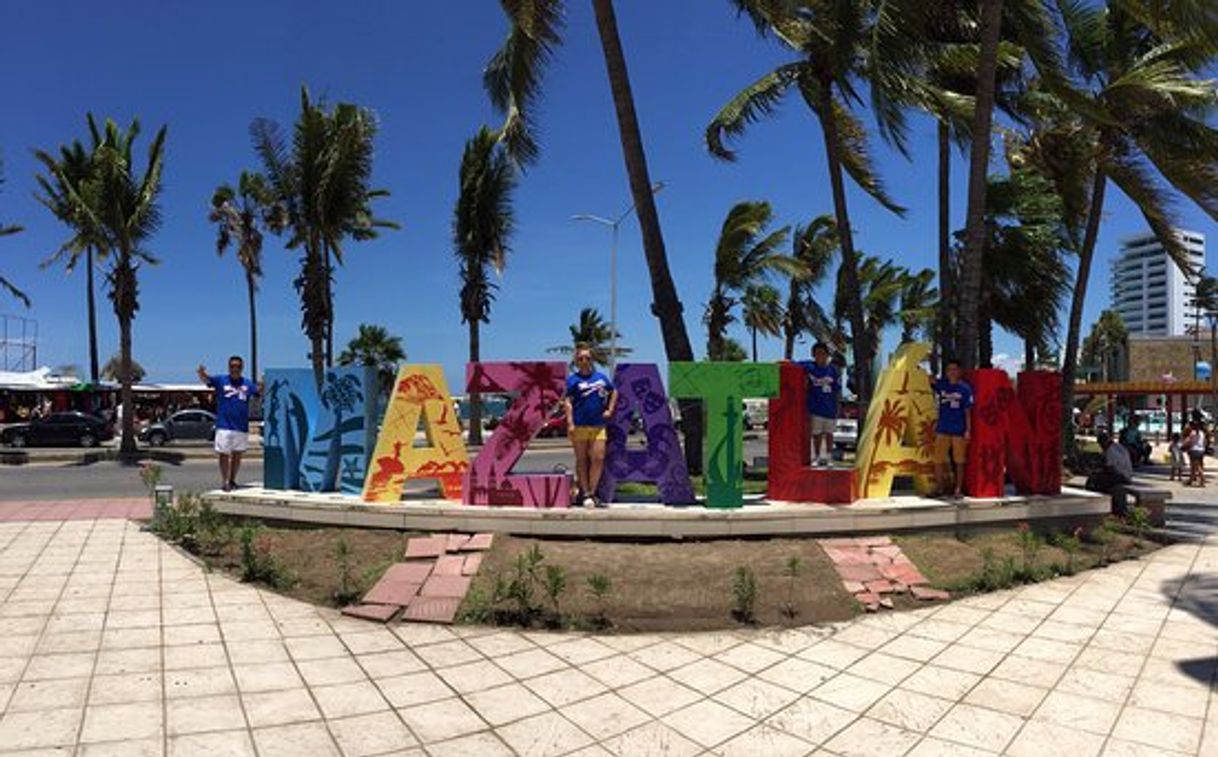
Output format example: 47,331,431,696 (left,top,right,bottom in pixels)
362,365,469,502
